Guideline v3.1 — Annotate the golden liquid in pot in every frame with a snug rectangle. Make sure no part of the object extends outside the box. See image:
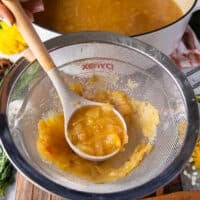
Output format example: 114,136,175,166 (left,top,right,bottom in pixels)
35,0,183,35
